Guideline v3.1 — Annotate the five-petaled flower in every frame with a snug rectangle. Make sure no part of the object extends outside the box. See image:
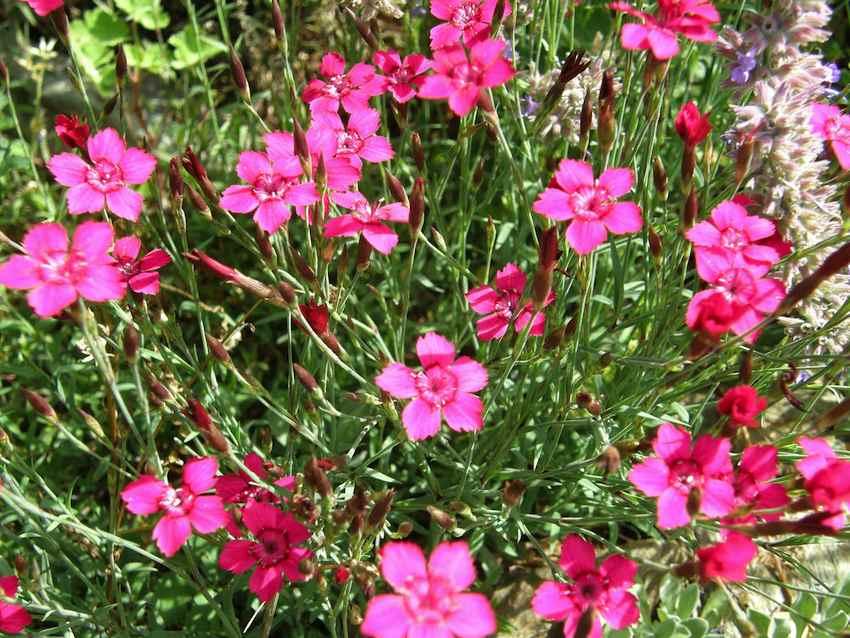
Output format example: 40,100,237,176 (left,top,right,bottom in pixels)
112,236,171,295
310,109,394,169
810,103,850,170
609,0,719,60
795,437,850,530
466,263,554,341
532,534,639,638
373,50,432,103
0,576,32,635
716,385,767,429
361,540,497,638
628,423,735,529
0,221,125,318
47,128,156,222
429,0,500,49
121,457,229,557
219,501,313,602
302,52,386,114
696,532,757,582
325,191,410,255
533,159,643,255
219,150,320,234
375,332,488,441
418,38,515,117
725,445,788,524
